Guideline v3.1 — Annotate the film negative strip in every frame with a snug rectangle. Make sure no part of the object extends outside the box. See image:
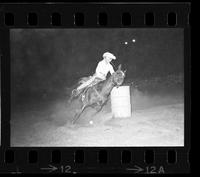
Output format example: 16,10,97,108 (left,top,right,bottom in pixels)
0,2,191,174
